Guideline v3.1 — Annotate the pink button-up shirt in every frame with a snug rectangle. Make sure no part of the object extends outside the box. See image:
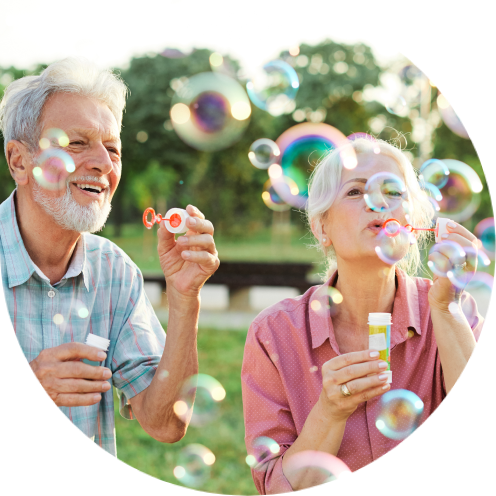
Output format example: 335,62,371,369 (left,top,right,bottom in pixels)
241,268,483,494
